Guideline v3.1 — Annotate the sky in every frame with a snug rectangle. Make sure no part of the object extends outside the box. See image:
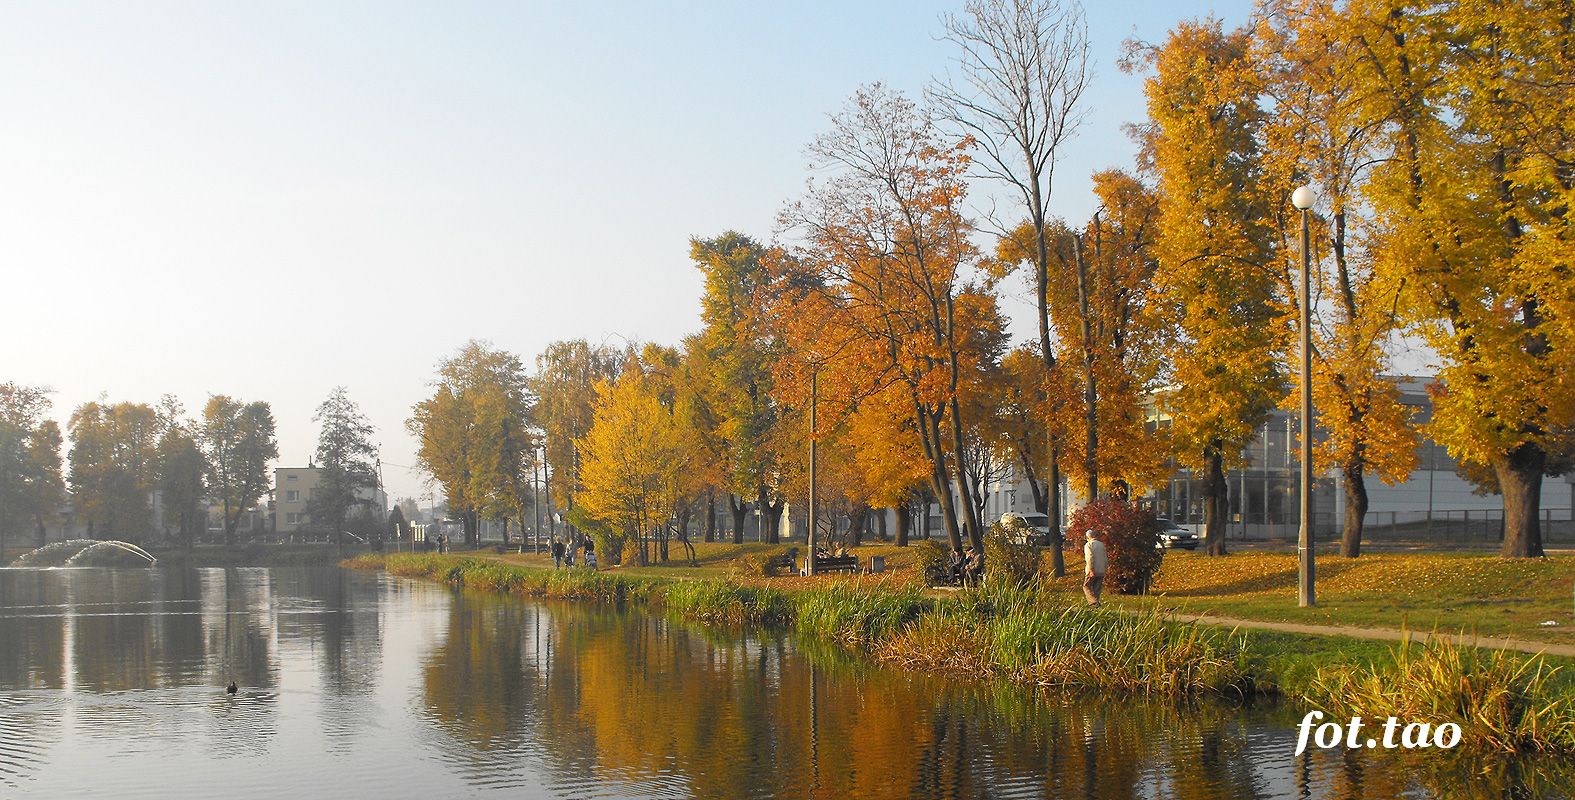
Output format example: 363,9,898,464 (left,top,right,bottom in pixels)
0,0,1257,504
